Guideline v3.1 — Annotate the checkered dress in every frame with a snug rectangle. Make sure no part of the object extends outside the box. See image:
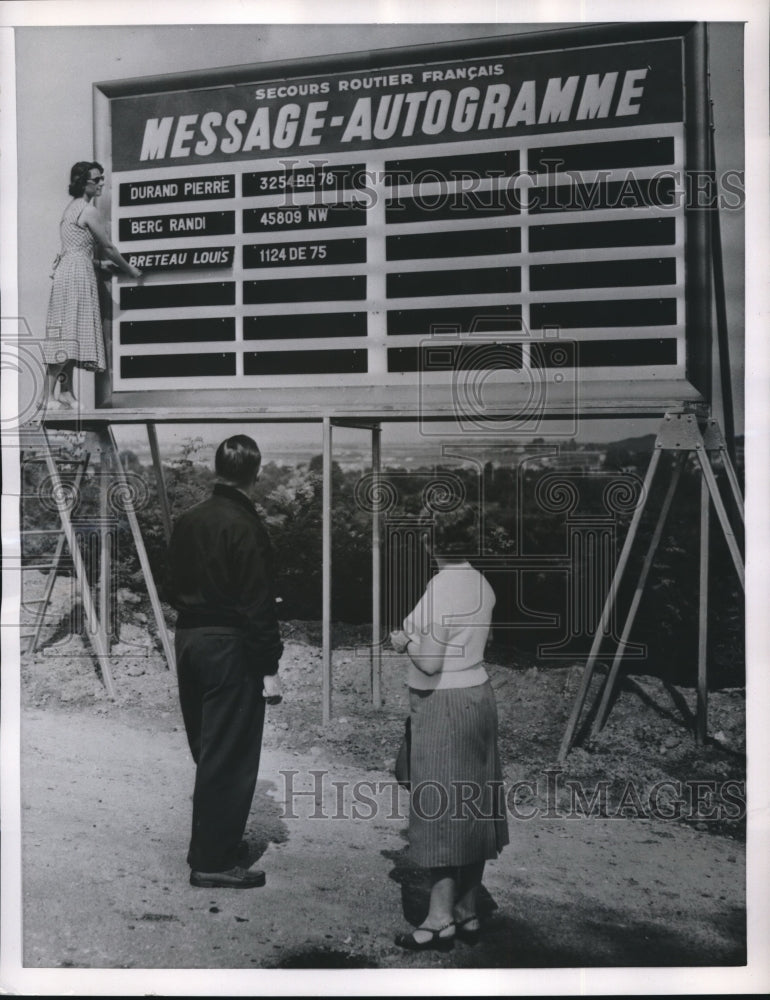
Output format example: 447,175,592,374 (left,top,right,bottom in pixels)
43,198,106,371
